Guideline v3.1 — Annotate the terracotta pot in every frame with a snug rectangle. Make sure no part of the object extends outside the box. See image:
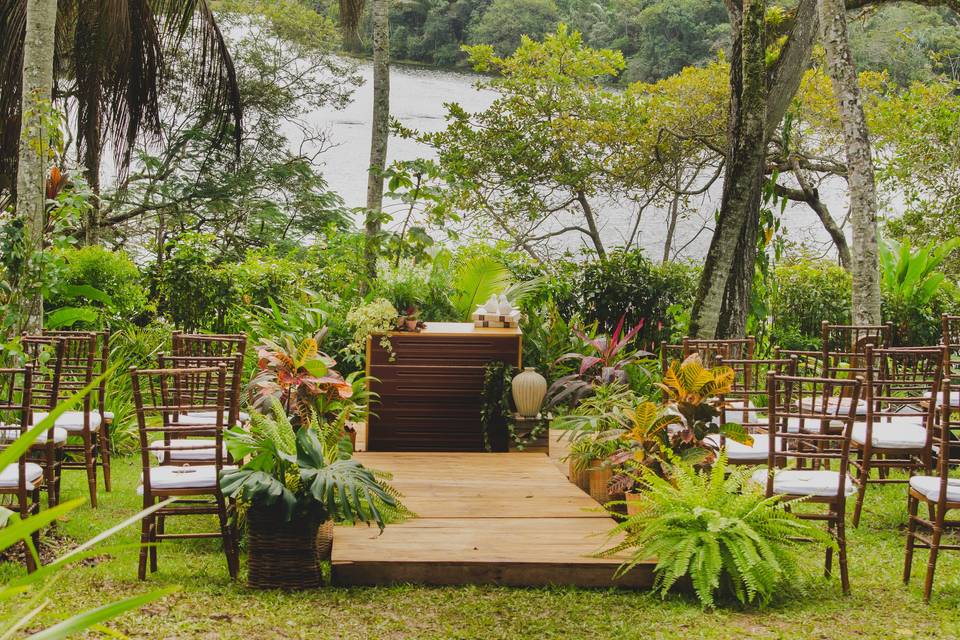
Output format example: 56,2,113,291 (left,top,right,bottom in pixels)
405,318,418,331
569,459,591,493
625,491,643,516
511,367,547,418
